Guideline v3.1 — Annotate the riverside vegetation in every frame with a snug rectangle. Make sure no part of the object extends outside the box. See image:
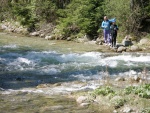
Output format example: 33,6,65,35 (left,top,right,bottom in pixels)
0,0,150,40
0,0,150,113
